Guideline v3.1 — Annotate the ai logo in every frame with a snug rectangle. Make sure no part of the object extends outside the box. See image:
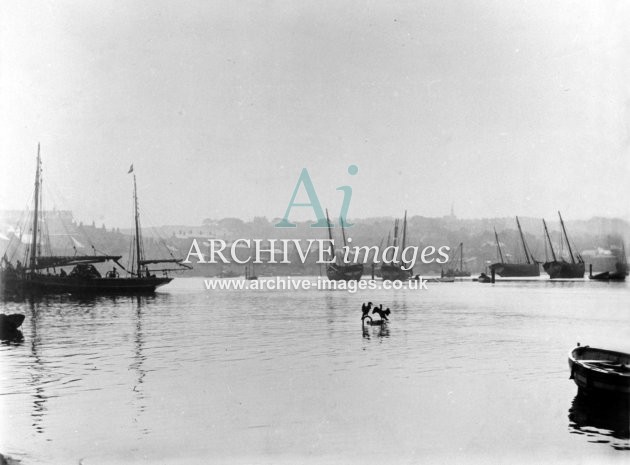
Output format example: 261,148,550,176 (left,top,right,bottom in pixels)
275,165,359,228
